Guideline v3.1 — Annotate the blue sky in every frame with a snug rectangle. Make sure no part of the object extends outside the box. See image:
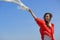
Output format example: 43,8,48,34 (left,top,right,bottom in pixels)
0,0,60,40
